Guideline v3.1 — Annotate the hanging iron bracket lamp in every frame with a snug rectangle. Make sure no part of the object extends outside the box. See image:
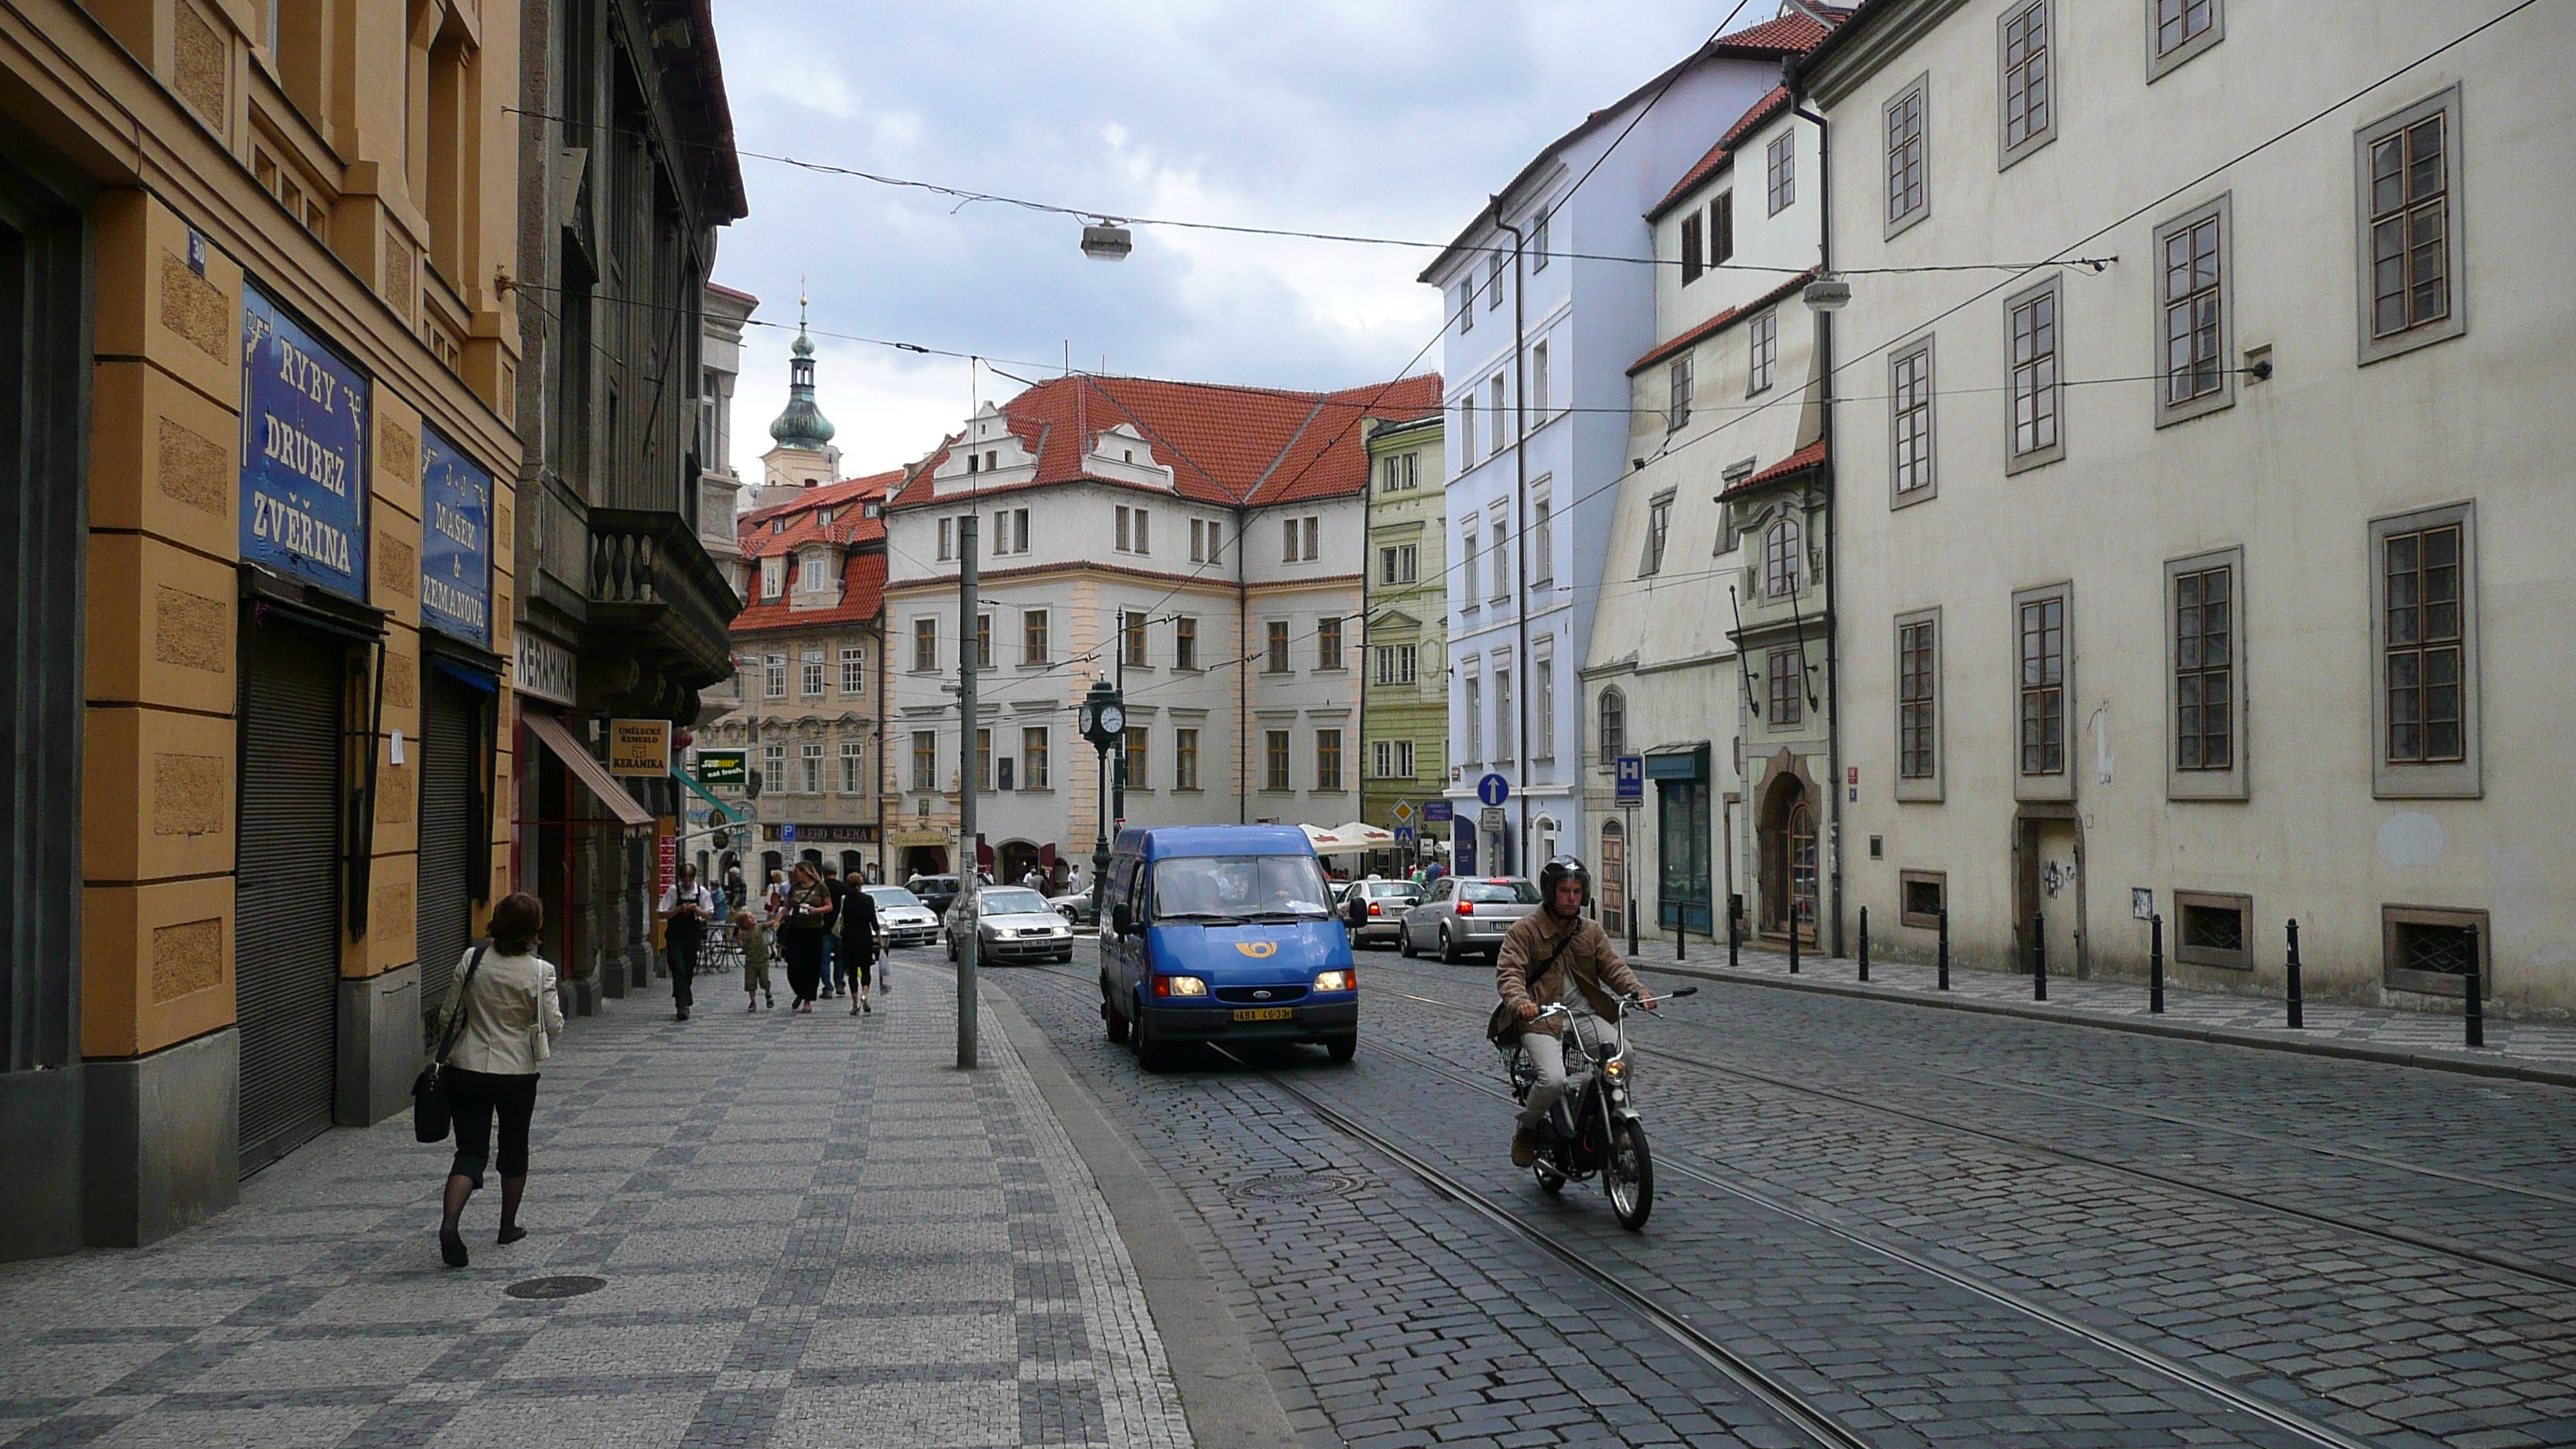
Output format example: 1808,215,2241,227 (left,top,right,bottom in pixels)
1081,218,1133,261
